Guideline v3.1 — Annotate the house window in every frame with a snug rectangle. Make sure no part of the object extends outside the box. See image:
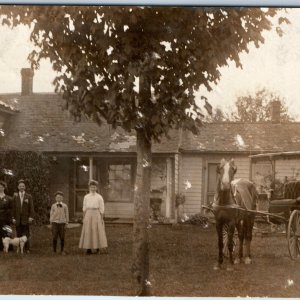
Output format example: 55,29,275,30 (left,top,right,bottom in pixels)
107,163,132,202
